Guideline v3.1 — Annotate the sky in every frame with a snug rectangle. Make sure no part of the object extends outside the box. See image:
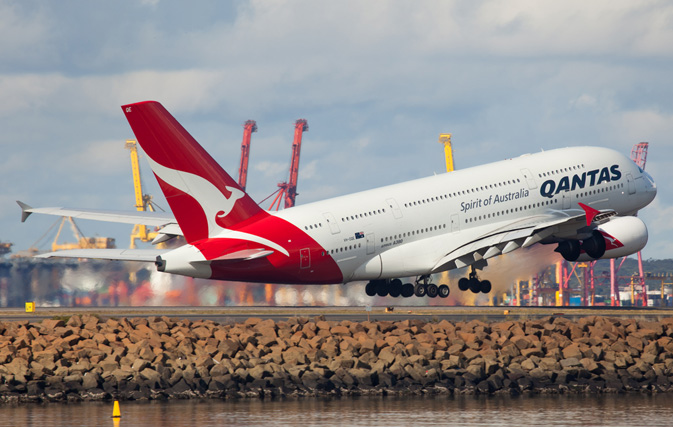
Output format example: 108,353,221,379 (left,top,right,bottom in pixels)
1,0,672,260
